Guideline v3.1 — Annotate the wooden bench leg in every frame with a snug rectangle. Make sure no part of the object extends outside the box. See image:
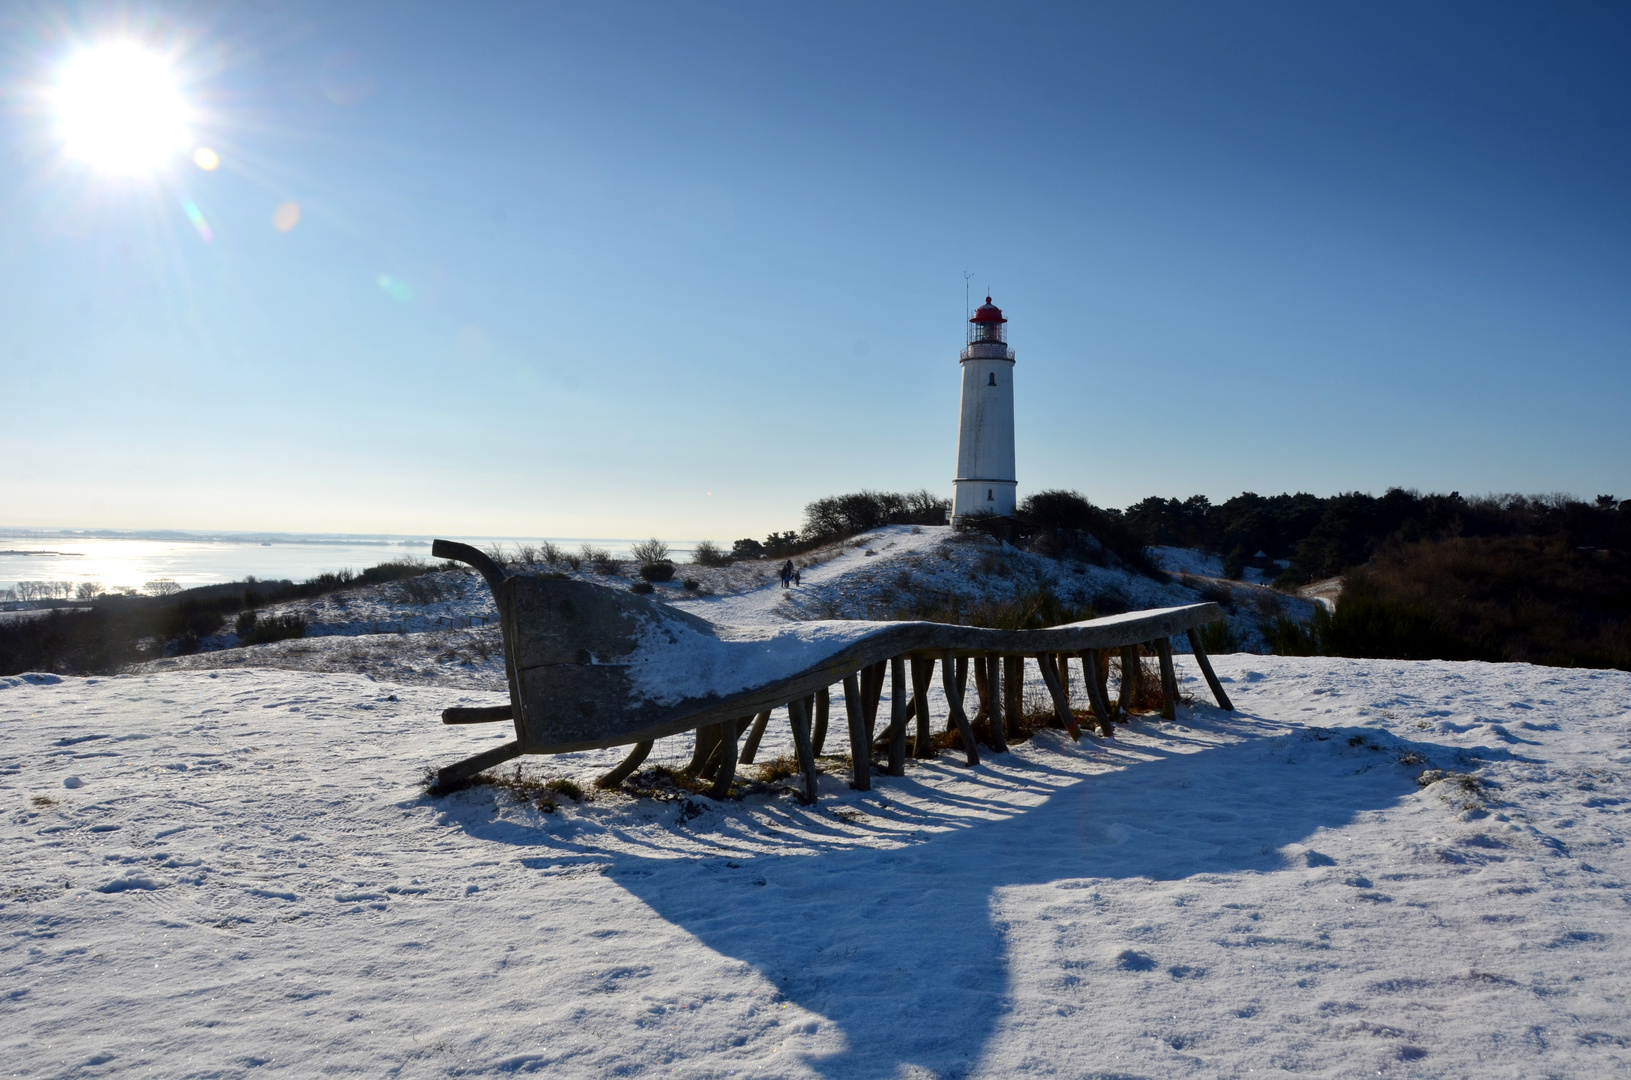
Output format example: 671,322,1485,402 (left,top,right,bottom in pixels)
708,718,746,799
1004,656,1024,739
1078,650,1115,736
1185,628,1235,711
788,695,819,805
1037,653,1081,739
887,657,909,776
986,653,1009,752
911,655,936,759
942,649,979,766
1117,645,1139,715
596,740,653,789
843,672,871,791
812,687,830,755
434,739,523,791
738,709,772,765
1155,638,1180,720
687,723,720,775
